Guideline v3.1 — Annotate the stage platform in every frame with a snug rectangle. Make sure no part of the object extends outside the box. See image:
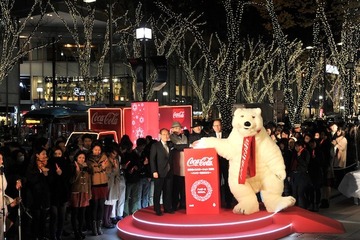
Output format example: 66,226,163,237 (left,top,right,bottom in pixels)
117,206,345,240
